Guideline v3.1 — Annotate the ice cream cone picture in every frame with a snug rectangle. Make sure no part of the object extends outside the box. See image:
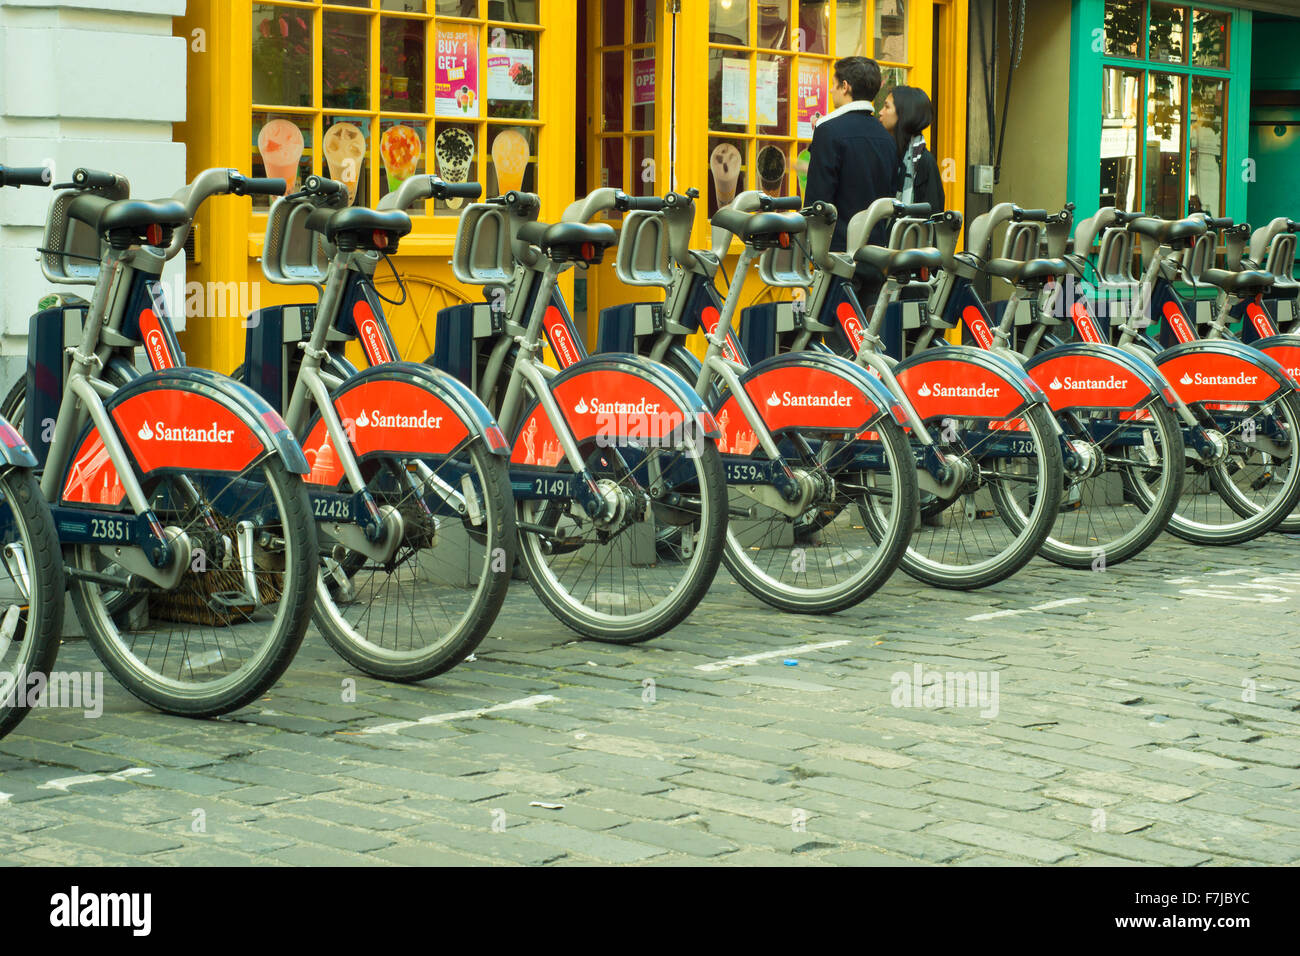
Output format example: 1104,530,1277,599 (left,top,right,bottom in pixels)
257,119,305,195
435,129,475,210
757,145,787,196
323,122,366,204
491,129,529,195
379,124,423,193
710,142,742,206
